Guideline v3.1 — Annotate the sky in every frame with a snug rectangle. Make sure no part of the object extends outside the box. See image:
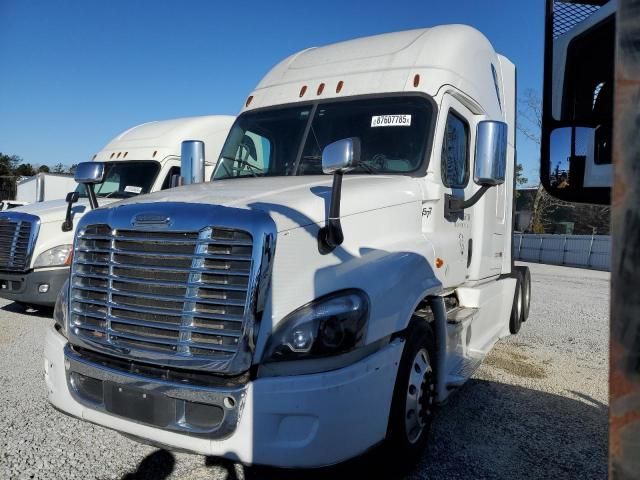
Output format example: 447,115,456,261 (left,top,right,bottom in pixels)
0,0,544,185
